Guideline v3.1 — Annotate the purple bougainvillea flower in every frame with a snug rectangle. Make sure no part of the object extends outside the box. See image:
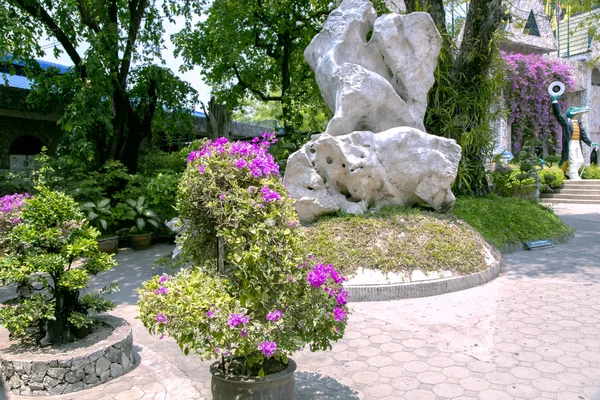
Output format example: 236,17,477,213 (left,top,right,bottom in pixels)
260,185,281,203
228,313,249,328
158,286,168,295
199,164,206,174
153,289,160,295
235,159,248,169
258,341,277,357
219,194,226,200
336,289,349,306
159,275,169,283
333,307,347,322
240,329,248,338
306,264,328,288
156,312,168,324
206,310,215,318
266,310,283,322
215,347,221,353
289,221,297,227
